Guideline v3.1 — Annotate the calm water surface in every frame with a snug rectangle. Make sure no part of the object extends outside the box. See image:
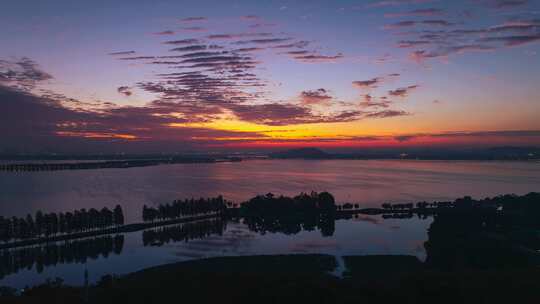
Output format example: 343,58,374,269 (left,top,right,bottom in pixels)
0,160,539,288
